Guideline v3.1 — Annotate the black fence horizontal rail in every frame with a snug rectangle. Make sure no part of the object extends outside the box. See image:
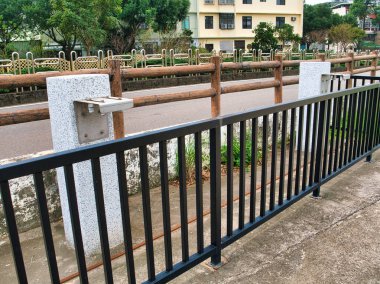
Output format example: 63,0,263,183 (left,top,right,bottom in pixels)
1,82,379,284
